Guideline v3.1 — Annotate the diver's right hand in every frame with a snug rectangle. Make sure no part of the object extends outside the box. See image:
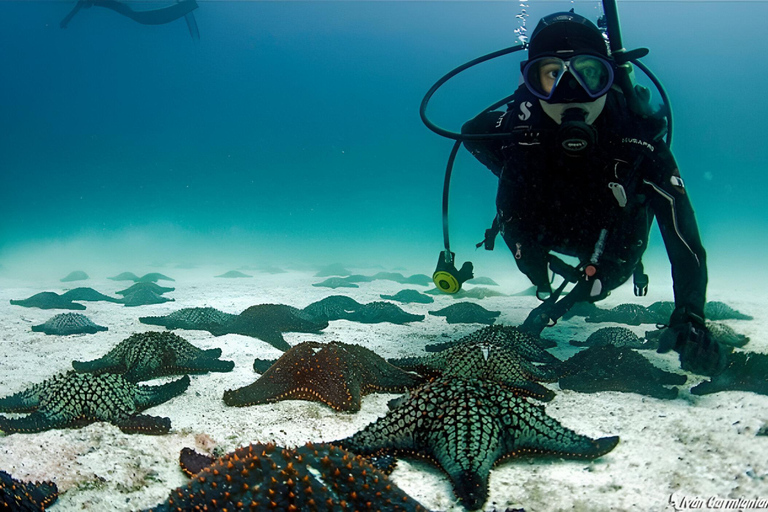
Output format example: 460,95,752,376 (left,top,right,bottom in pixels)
657,320,729,376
